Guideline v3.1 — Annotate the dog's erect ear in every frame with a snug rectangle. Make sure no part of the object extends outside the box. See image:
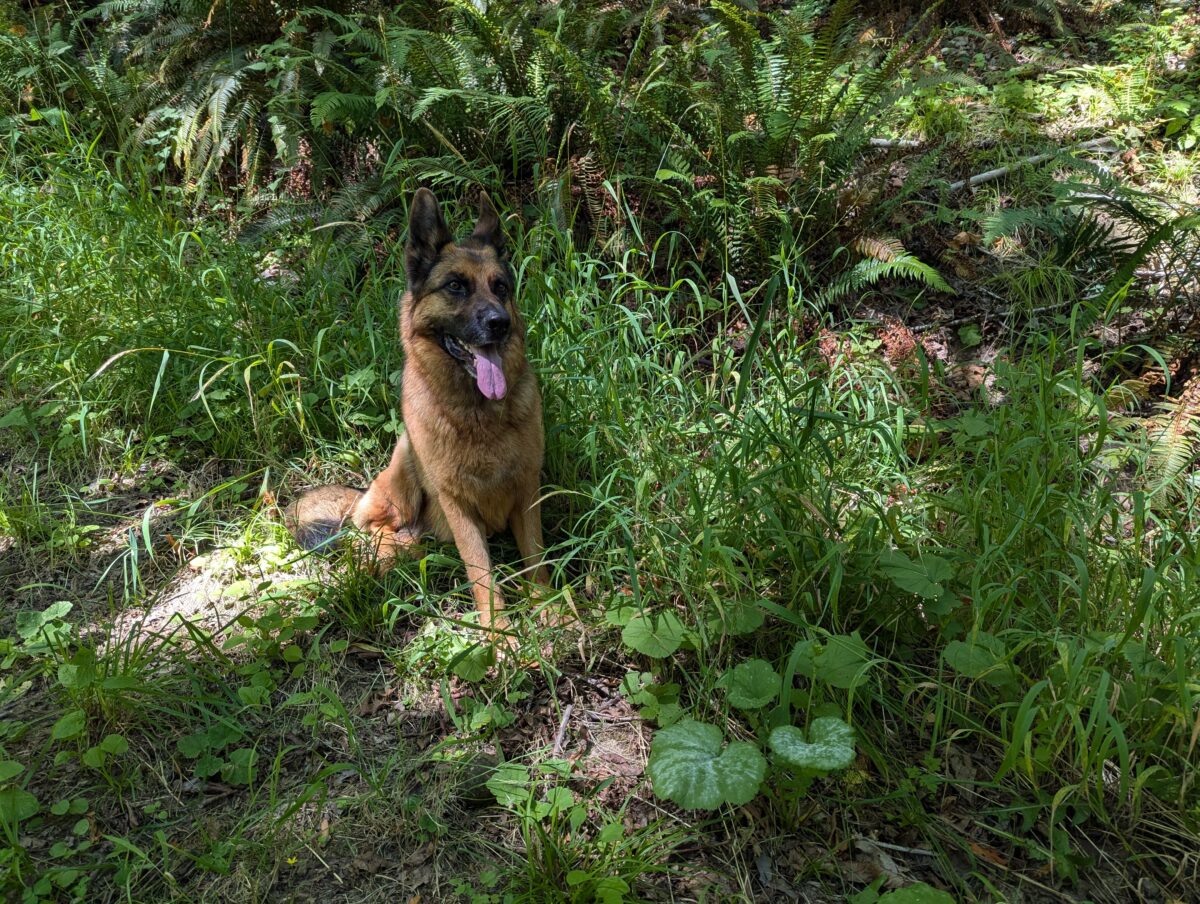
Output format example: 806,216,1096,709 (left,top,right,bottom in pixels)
470,192,505,256
406,188,452,286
